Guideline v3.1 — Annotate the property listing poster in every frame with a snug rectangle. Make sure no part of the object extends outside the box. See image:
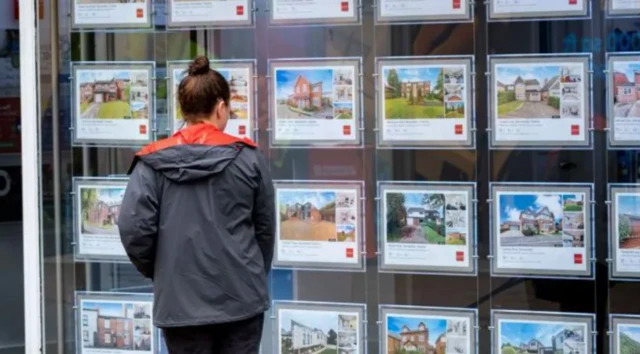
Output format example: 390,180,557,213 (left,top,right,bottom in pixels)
490,56,590,148
77,294,154,354
276,304,363,354
612,316,640,354
492,184,592,278
270,59,361,146
608,56,640,146
381,307,475,354
73,63,153,146
168,0,251,27
489,0,587,20
270,0,357,24
611,187,640,278
377,0,471,23
168,62,254,139
74,179,128,260
380,183,475,274
274,182,362,270
377,58,473,148
493,311,592,354
609,0,640,15
73,0,150,28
